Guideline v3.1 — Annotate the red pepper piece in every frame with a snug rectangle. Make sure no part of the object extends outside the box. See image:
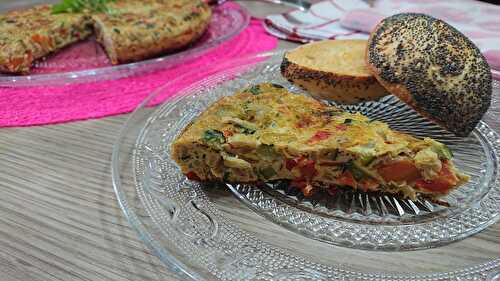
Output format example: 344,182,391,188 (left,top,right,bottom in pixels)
415,162,458,193
185,171,201,181
307,130,332,144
